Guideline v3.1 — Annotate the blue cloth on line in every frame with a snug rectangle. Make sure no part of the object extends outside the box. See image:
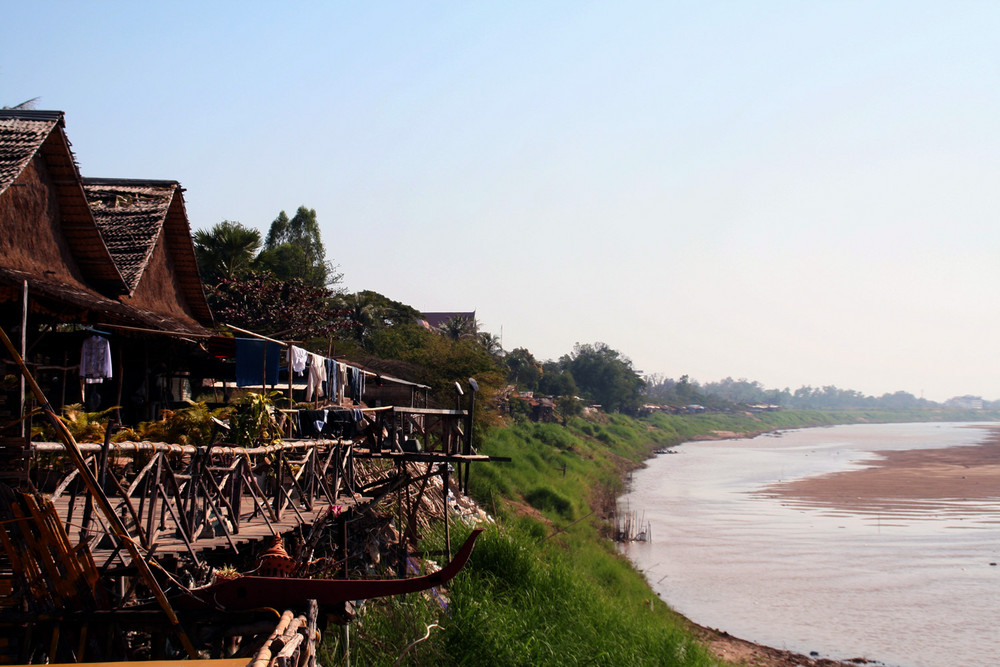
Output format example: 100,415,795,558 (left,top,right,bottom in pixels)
235,338,282,387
